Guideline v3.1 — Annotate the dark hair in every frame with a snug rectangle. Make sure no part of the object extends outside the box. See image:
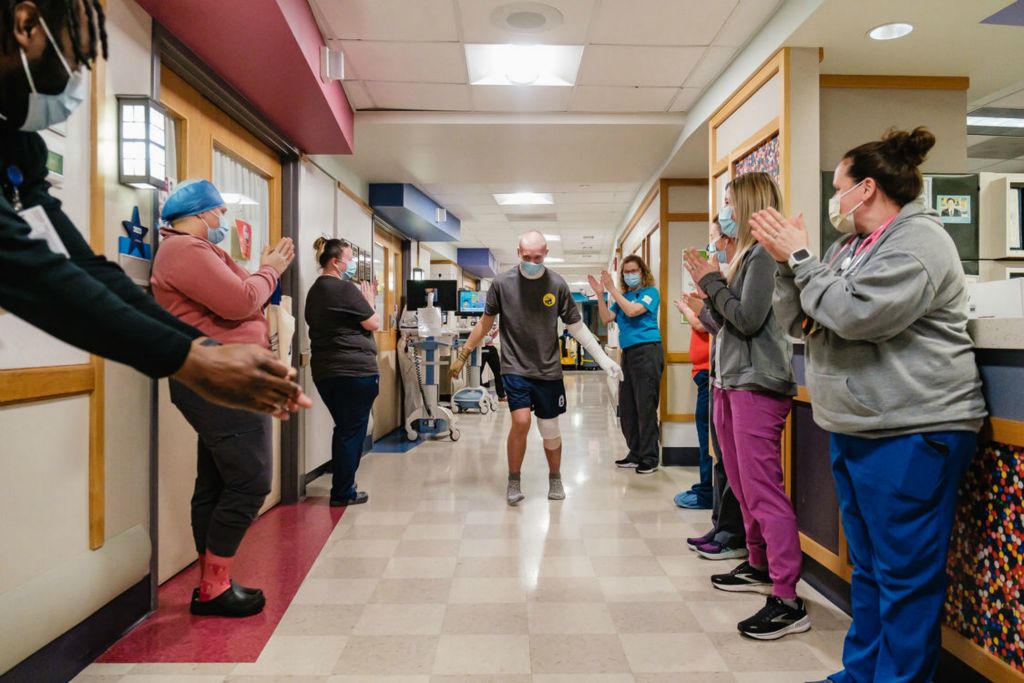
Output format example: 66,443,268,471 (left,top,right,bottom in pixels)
843,127,936,206
2,0,108,66
313,236,350,269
